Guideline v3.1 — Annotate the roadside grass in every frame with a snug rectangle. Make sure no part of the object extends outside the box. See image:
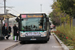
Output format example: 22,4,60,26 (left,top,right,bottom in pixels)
54,24,75,50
